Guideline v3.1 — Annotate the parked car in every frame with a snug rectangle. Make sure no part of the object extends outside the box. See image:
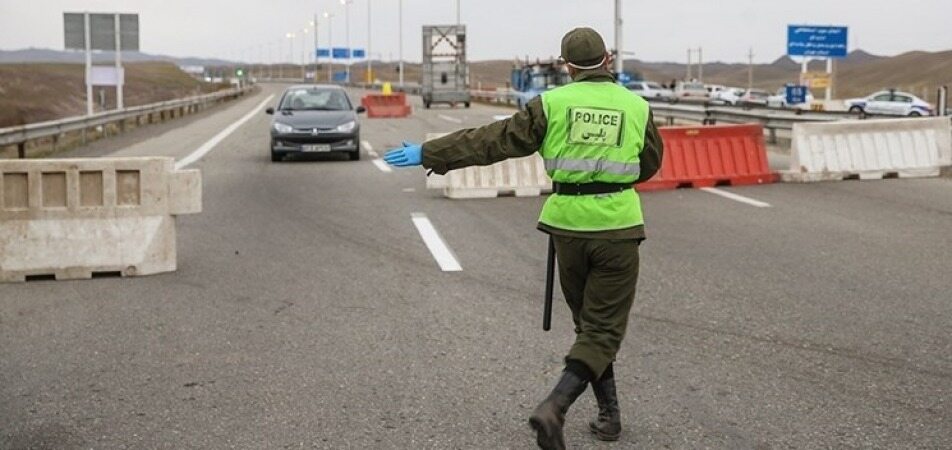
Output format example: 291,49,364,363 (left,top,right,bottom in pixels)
675,81,709,100
266,85,366,162
625,81,674,101
712,87,746,105
738,89,771,106
766,87,815,109
844,90,934,116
